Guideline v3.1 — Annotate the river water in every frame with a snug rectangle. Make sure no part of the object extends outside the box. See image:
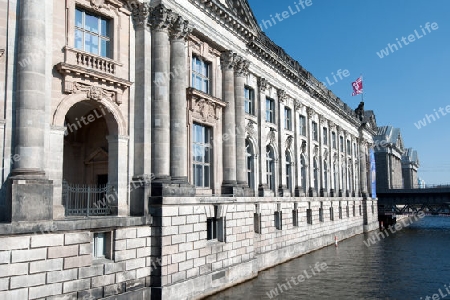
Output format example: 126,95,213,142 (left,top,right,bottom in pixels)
207,216,450,300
